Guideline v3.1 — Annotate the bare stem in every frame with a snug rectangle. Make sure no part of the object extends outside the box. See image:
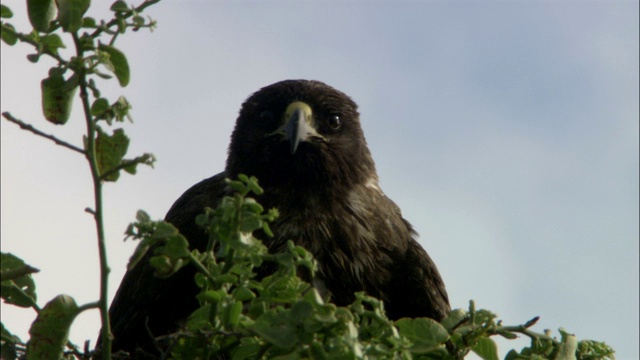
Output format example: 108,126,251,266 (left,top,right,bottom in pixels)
1,112,85,155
